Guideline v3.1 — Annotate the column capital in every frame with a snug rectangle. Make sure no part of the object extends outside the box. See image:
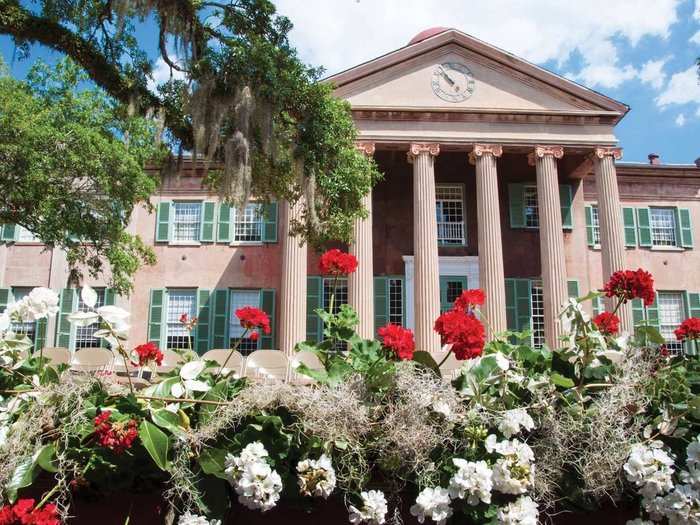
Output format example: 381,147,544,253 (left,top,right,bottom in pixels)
468,143,503,165
407,142,440,163
593,146,623,160
355,141,376,156
527,145,564,166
